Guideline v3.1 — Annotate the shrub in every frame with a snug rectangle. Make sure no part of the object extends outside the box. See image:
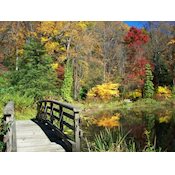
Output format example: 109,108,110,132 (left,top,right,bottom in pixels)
79,86,88,100
126,89,142,100
156,86,171,99
87,83,120,101
0,93,34,112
